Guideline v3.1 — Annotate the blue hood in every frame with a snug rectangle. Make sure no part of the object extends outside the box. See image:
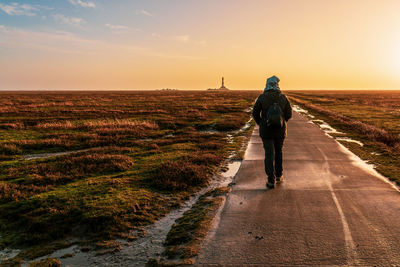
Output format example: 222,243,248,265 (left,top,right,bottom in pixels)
264,75,280,92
